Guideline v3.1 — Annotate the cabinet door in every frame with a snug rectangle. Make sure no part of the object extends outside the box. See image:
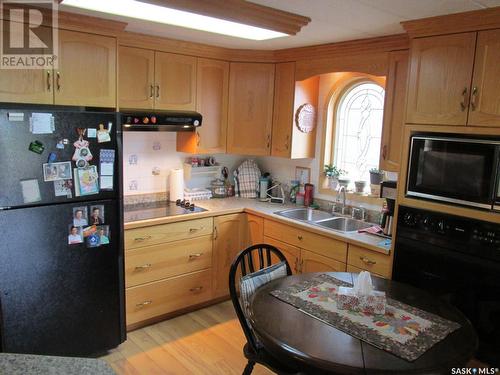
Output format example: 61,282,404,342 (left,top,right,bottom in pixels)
227,63,274,156
55,30,116,107
406,33,476,126
468,29,500,127
380,50,409,172
154,52,196,110
246,214,263,246
301,249,346,273
0,26,53,104
271,62,295,158
176,58,228,153
118,46,154,110
263,236,301,274
213,214,247,299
